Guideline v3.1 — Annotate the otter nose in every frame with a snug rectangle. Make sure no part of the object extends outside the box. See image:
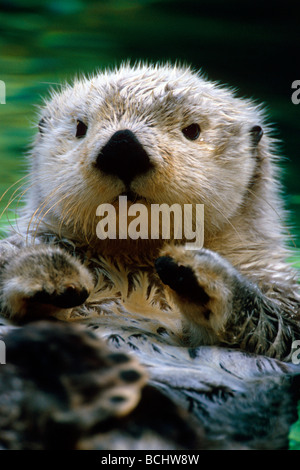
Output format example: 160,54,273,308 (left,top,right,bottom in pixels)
96,129,153,185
